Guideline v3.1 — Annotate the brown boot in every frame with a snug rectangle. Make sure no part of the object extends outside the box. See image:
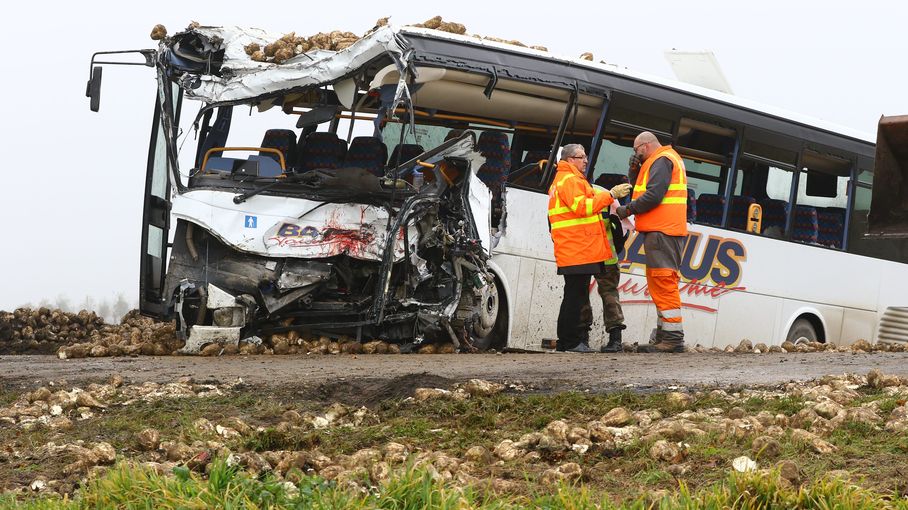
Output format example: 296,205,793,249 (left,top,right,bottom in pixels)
648,327,662,345
637,341,686,353
639,329,685,353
